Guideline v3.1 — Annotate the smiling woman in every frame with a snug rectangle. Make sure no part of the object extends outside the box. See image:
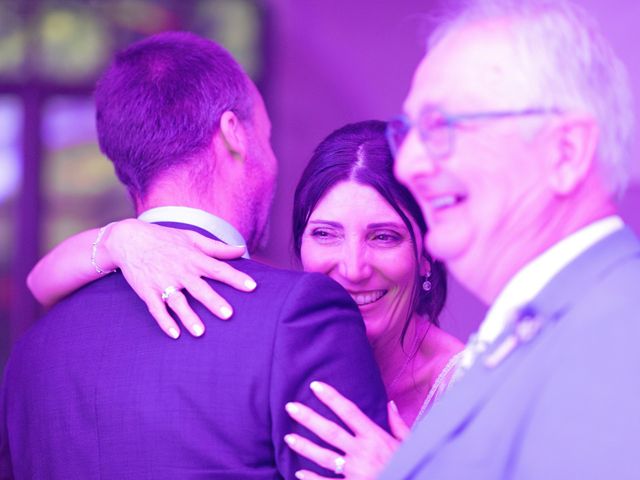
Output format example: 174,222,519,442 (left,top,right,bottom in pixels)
292,121,462,426
302,183,420,332
285,121,464,479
